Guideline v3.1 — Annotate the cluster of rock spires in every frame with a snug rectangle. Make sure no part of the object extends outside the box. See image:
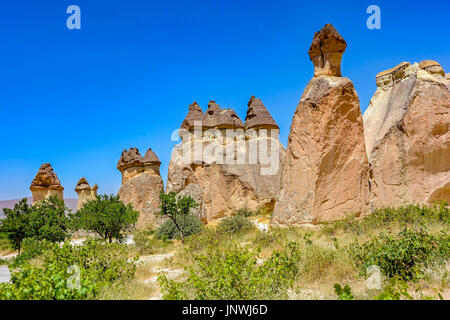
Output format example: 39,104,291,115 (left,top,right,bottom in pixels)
117,148,164,228
166,97,285,222
29,163,98,211
29,23,449,230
